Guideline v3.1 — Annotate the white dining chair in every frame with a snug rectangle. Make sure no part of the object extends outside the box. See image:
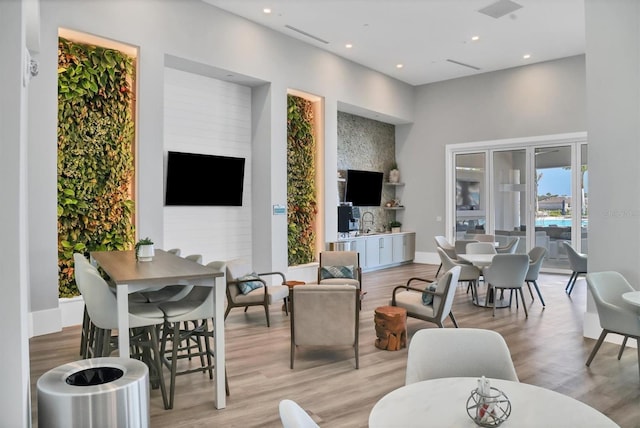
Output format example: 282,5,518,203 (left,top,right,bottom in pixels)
466,242,497,255
279,399,320,428
482,254,530,318
405,328,519,385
